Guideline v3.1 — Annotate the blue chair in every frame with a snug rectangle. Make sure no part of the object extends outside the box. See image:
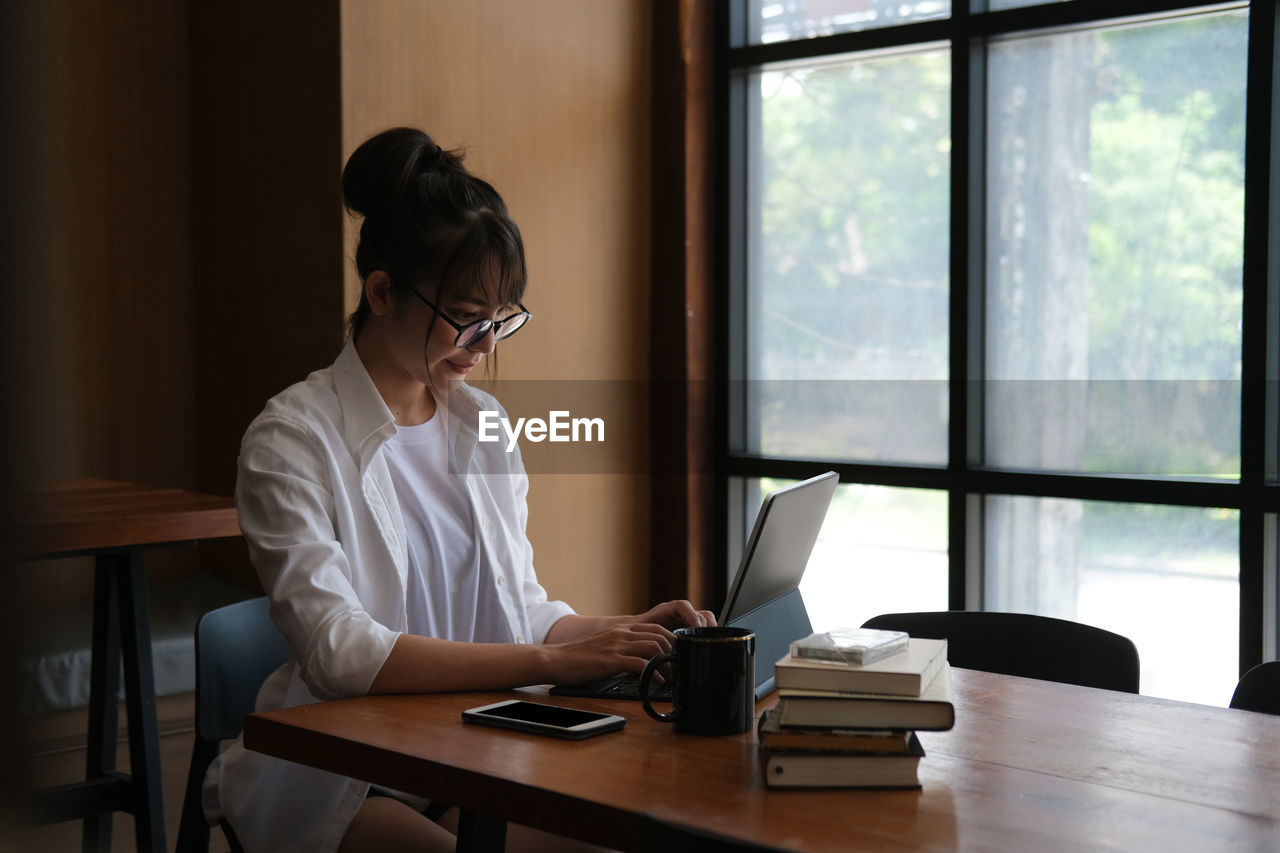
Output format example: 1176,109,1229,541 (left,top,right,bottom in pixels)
862,611,1140,693
176,597,288,853
1229,661,1280,715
